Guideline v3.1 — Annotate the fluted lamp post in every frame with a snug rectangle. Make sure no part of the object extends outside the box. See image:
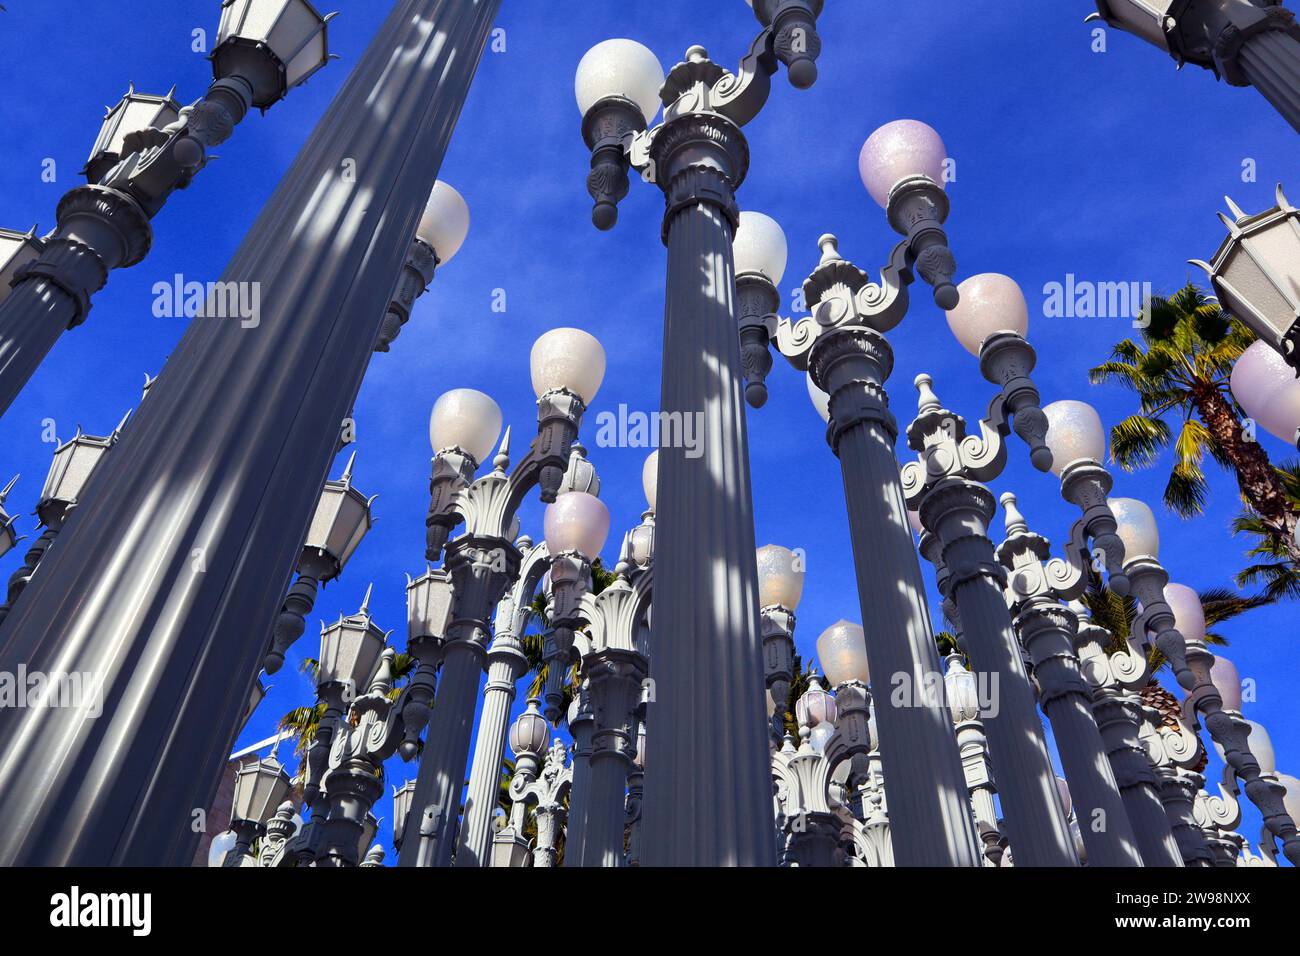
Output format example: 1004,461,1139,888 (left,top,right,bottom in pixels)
402,329,604,867
576,1,824,865
225,750,293,868
1110,497,1300,864
264,452,375,674
756,544,804,742
1090,1,1300,132
0,0,334,417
